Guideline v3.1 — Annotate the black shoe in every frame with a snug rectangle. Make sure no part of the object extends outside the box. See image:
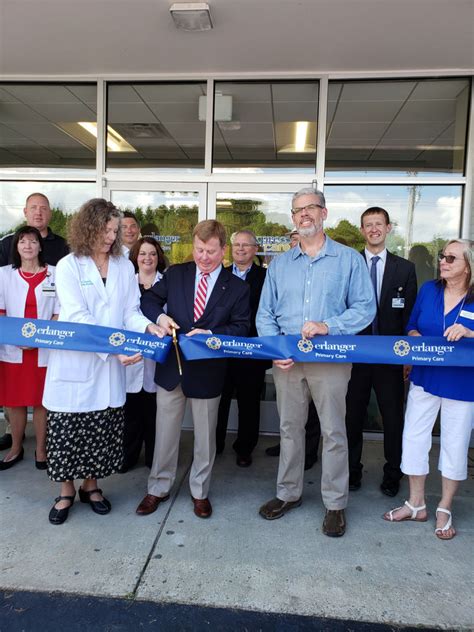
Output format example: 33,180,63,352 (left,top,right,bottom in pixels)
79,487,111,514
380,479,399,497
0,433,13,451
35,451,47,470
304,453,318,470
0,448,24,470
265,444,280,457
349,475,361,491
236,454,252,467
49,493,76,525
